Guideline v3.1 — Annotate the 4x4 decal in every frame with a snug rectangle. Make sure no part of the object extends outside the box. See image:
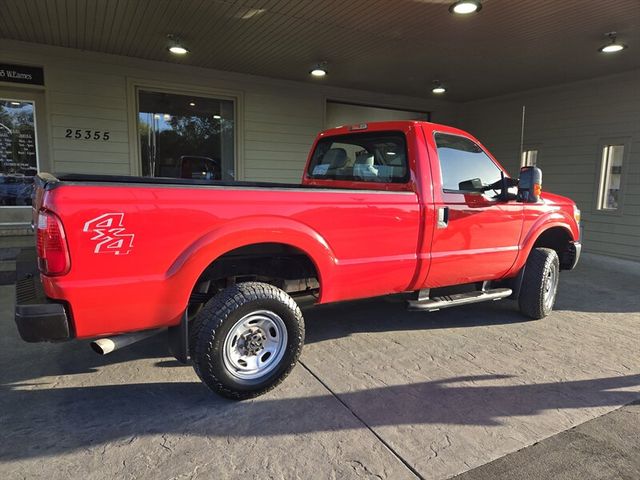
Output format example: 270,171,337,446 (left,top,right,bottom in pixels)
83,213,134,255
